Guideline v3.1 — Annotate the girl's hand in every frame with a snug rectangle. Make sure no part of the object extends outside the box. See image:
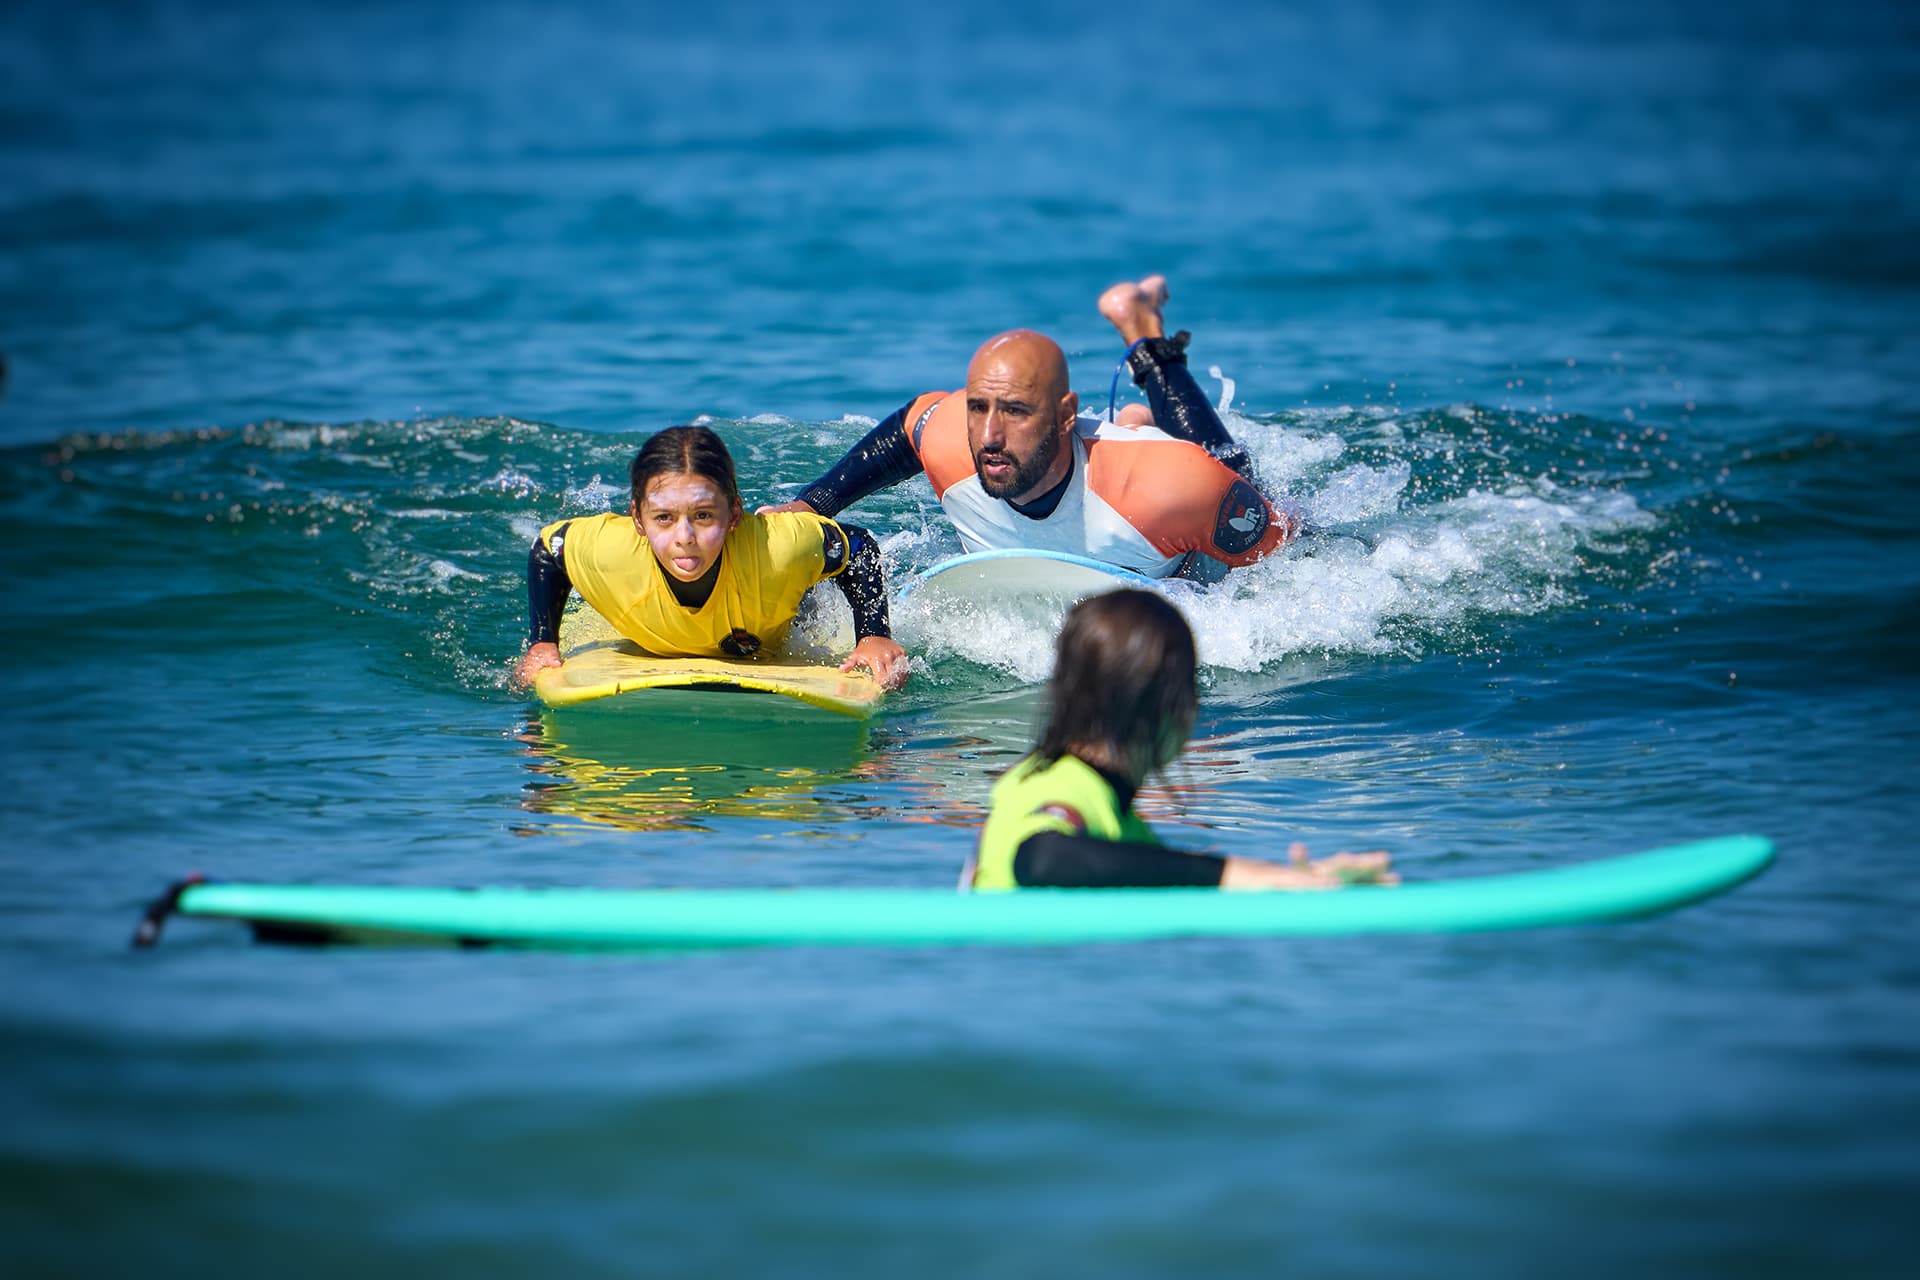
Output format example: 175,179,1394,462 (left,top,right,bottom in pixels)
1220,842,1398,891
512,642,563,689
842,637,910,690
1287,841,1398,886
